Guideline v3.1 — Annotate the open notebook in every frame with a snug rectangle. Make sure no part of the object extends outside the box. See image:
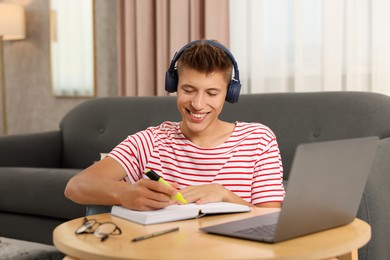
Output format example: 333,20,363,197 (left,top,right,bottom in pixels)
111,202,250,225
